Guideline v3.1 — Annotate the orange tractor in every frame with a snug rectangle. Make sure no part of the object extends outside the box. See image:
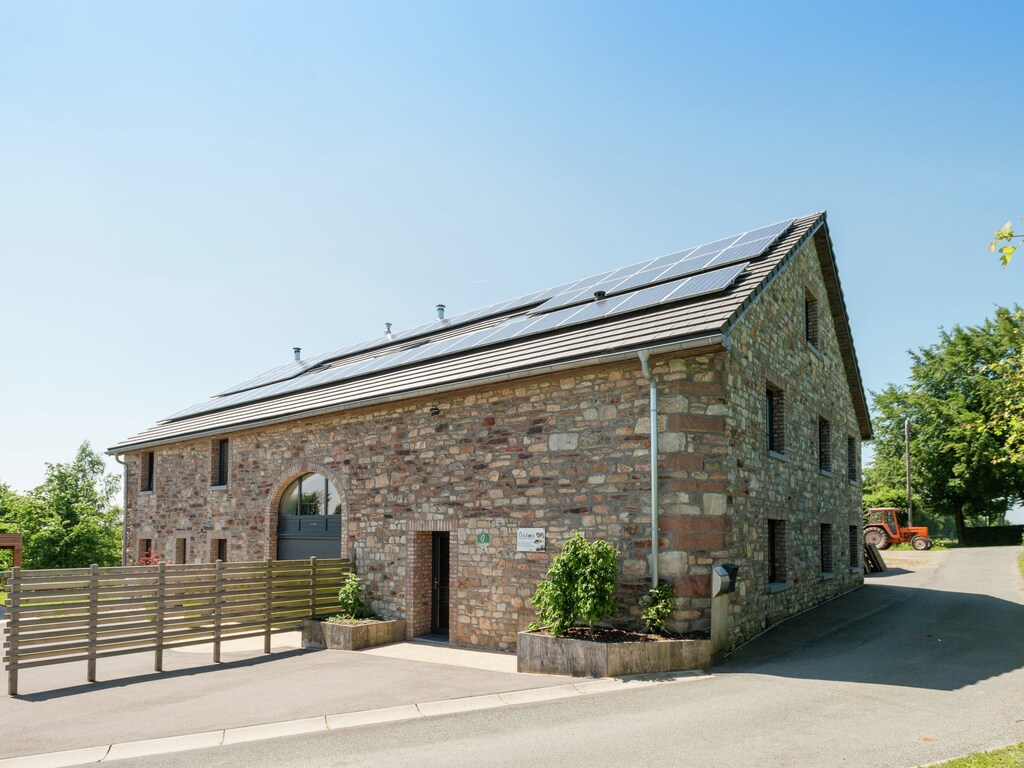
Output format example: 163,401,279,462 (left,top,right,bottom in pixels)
863,508,932,550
